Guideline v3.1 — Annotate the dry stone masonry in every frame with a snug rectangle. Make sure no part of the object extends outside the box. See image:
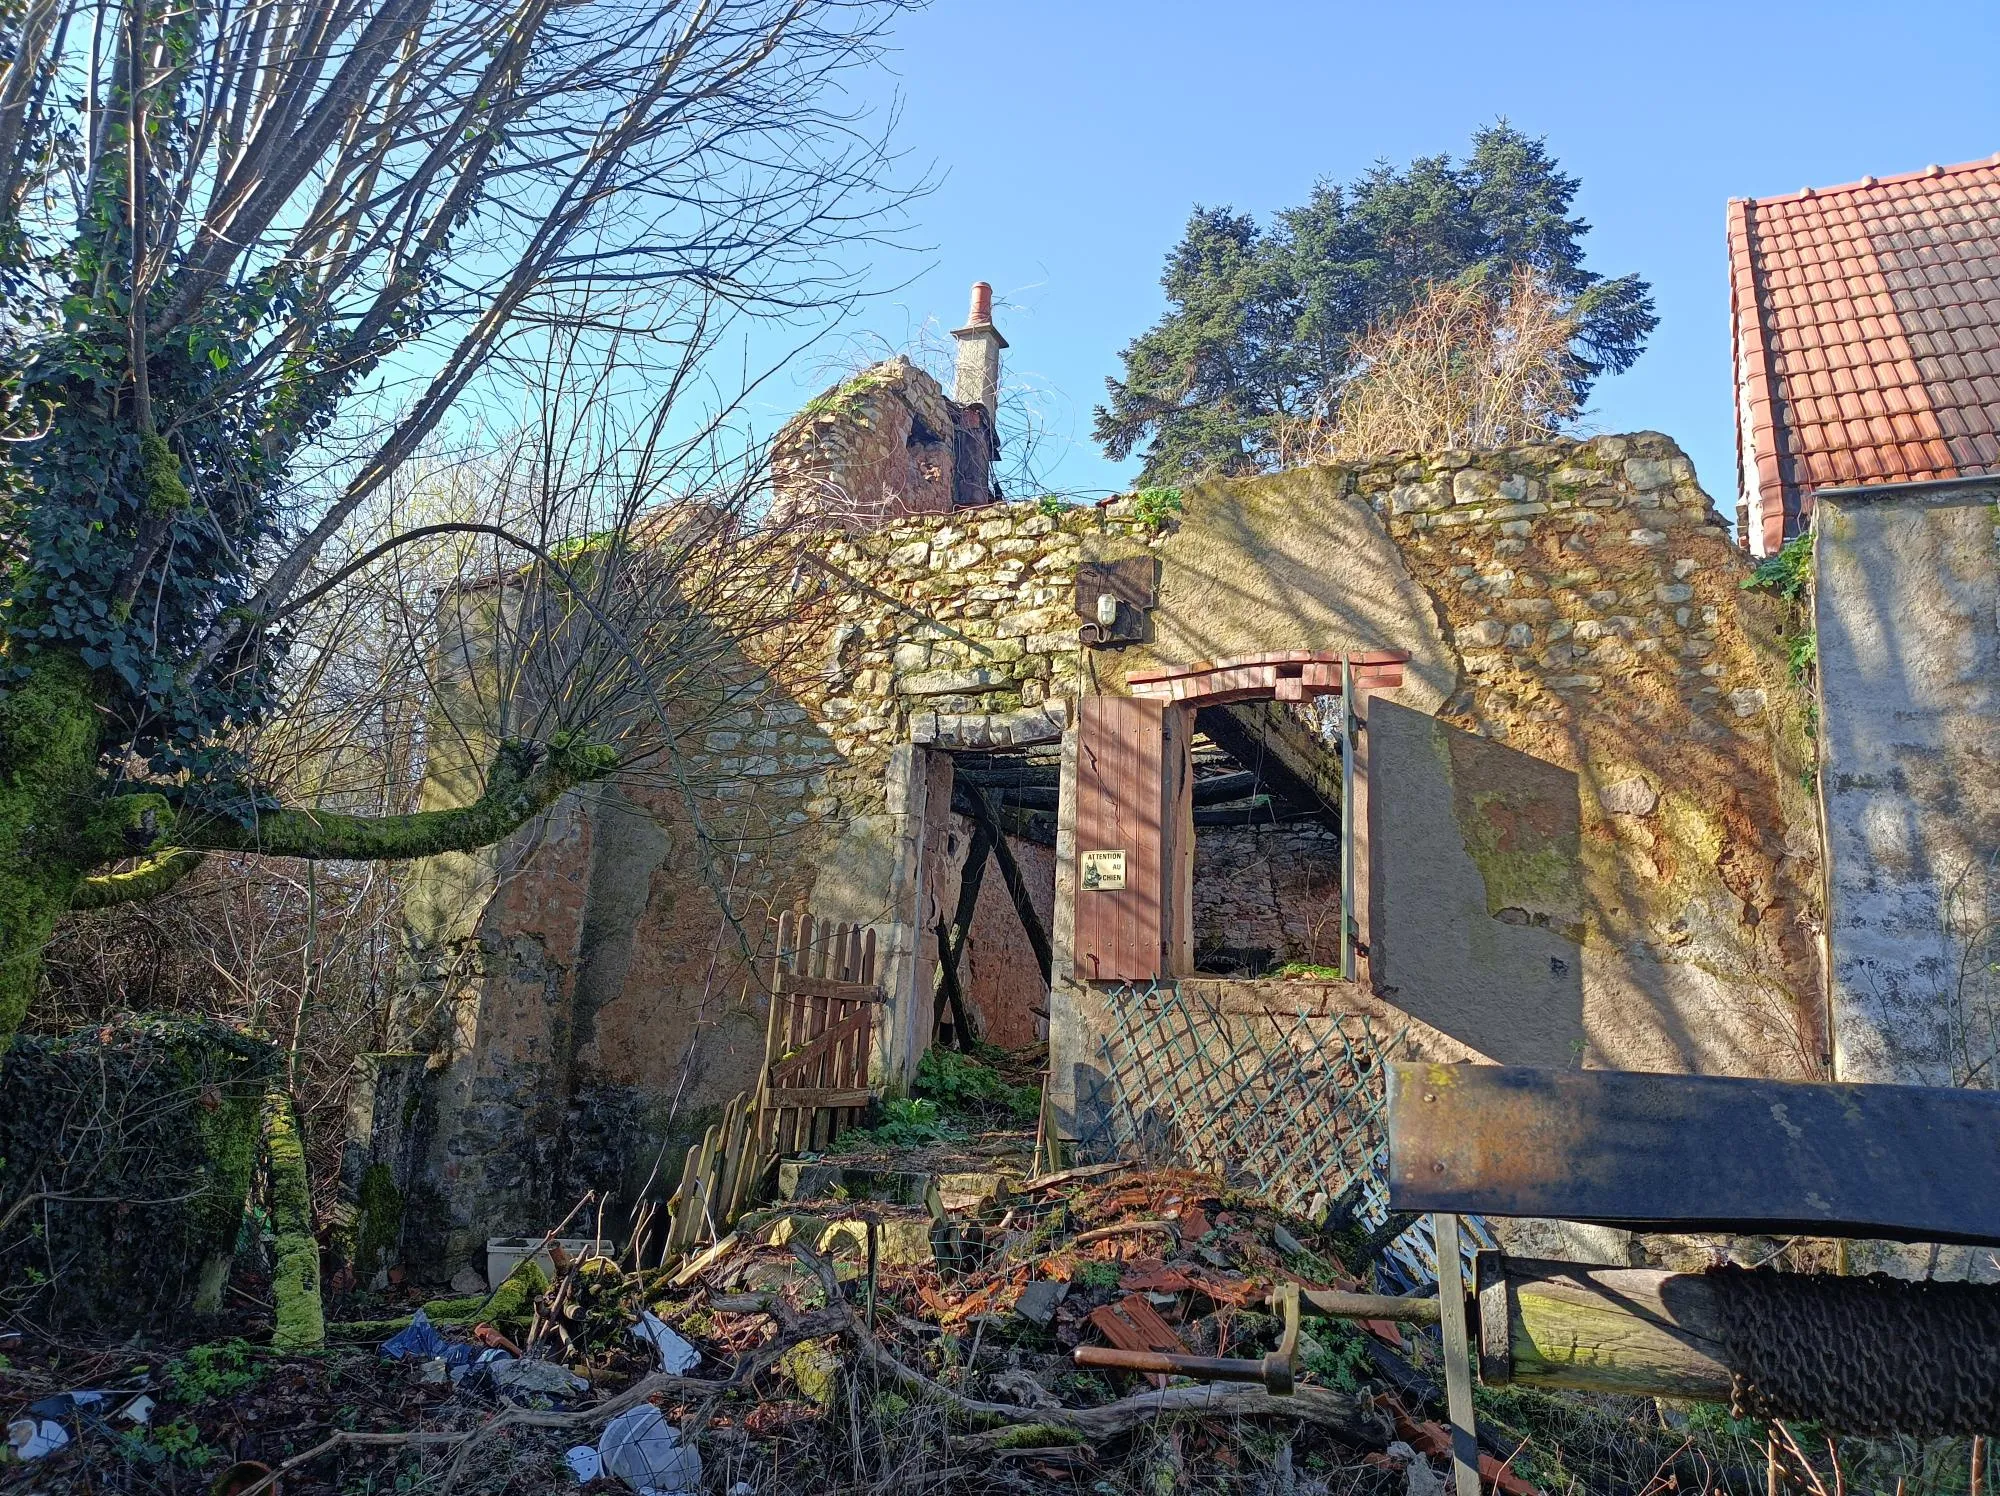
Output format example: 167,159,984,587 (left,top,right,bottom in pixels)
390,430,1826,1282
